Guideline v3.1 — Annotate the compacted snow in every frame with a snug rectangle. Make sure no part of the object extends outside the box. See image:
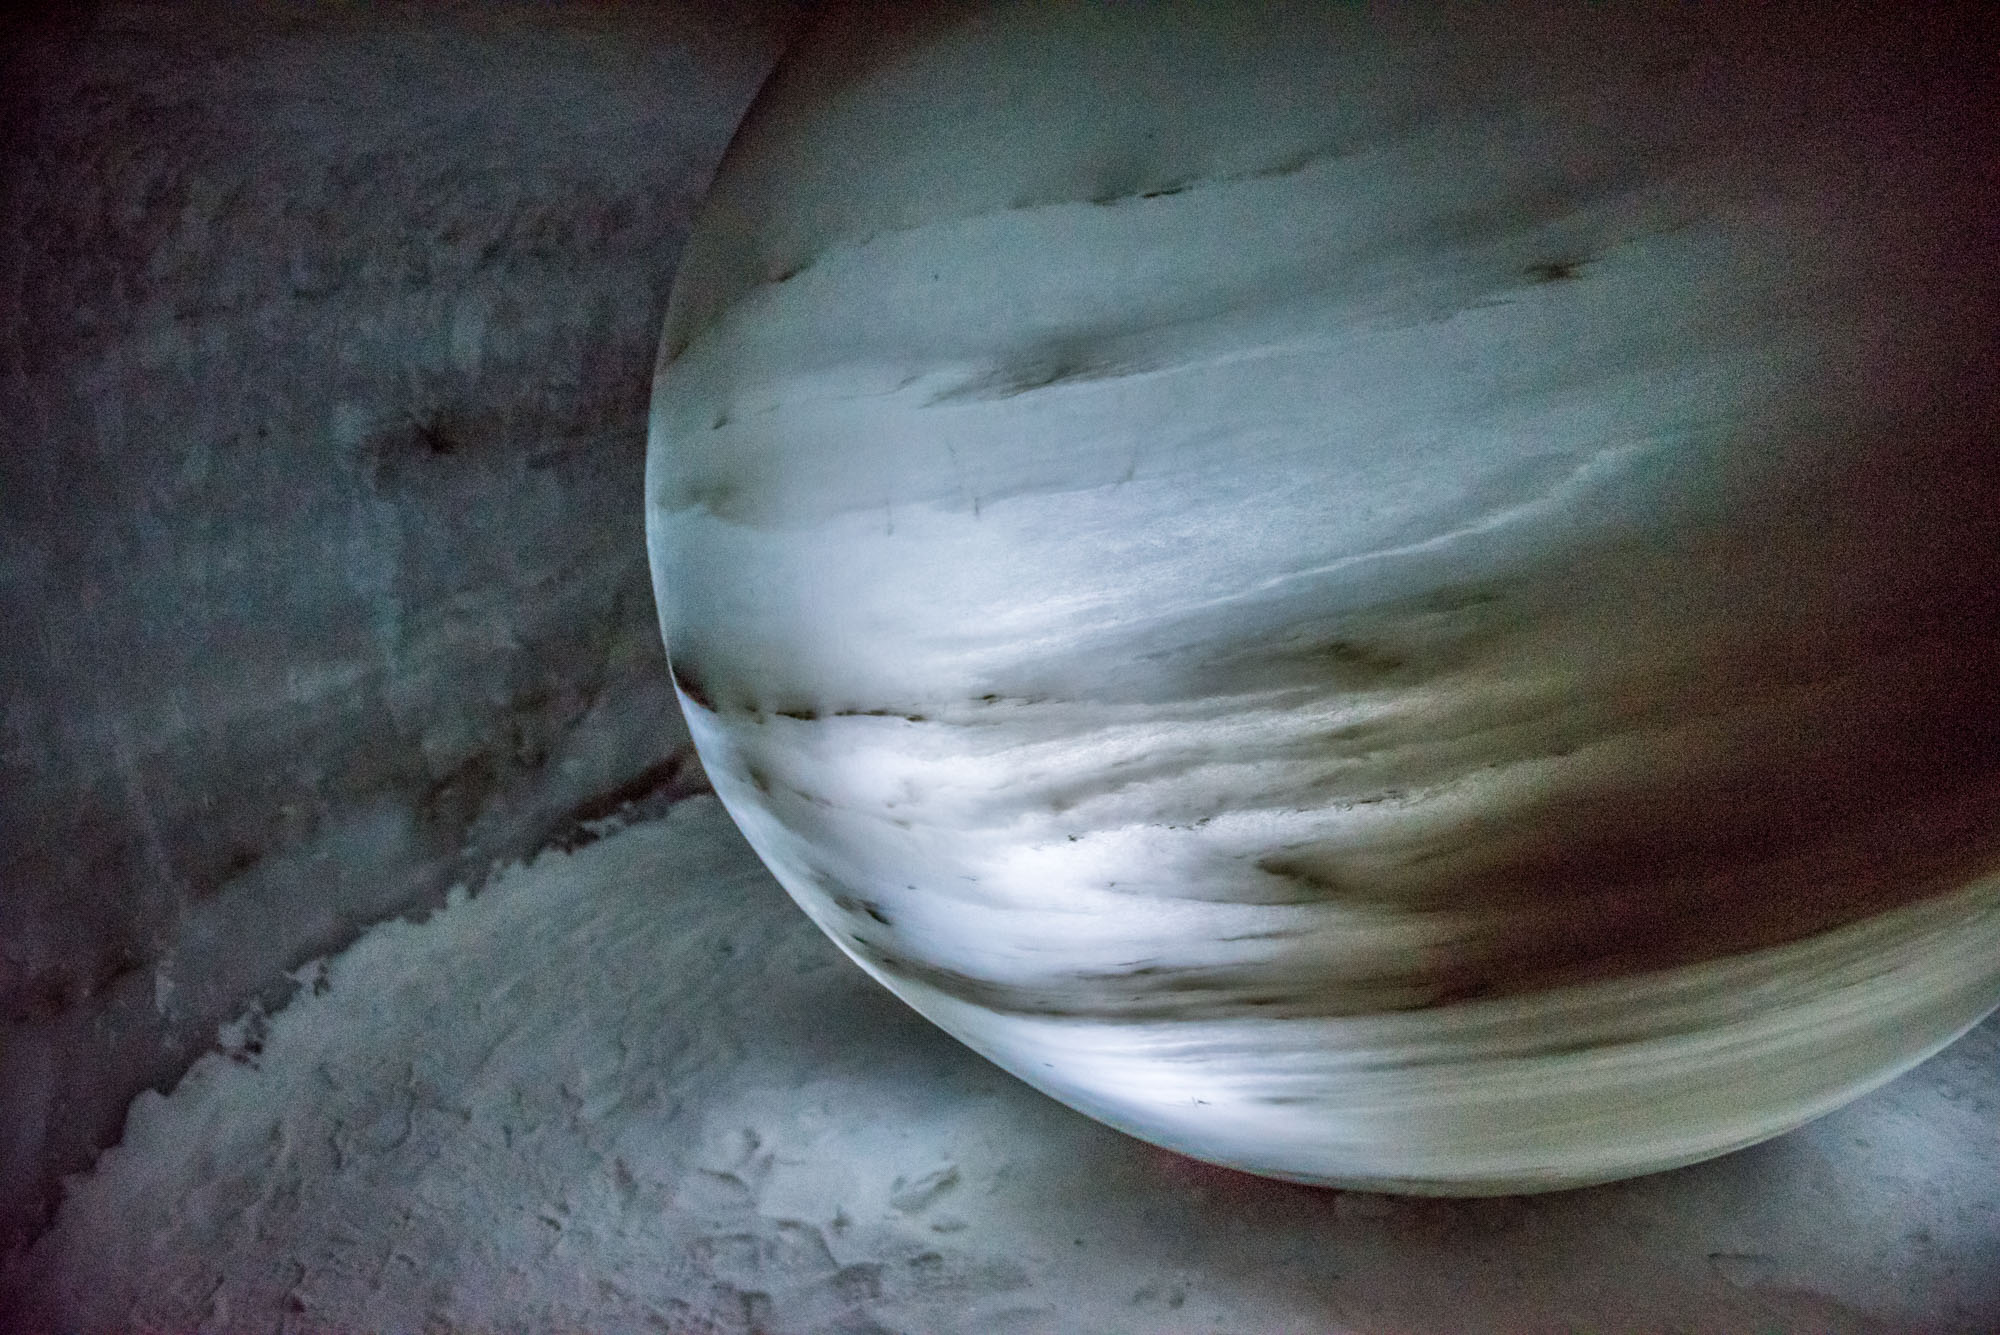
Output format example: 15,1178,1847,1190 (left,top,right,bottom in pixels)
5,796,1996,1333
